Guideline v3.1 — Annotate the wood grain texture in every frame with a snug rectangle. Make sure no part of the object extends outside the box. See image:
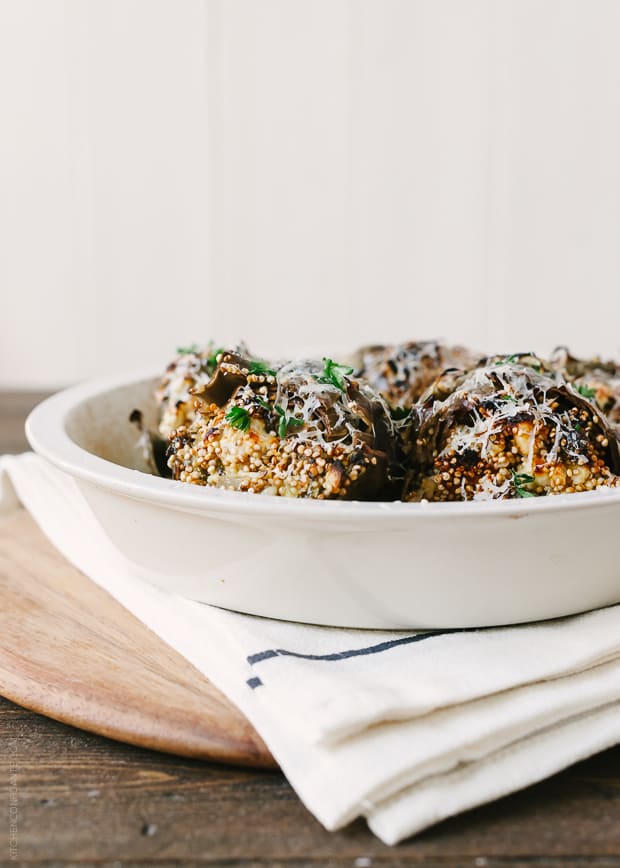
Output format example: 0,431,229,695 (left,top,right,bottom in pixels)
0,510,274,768
0,698,619,863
